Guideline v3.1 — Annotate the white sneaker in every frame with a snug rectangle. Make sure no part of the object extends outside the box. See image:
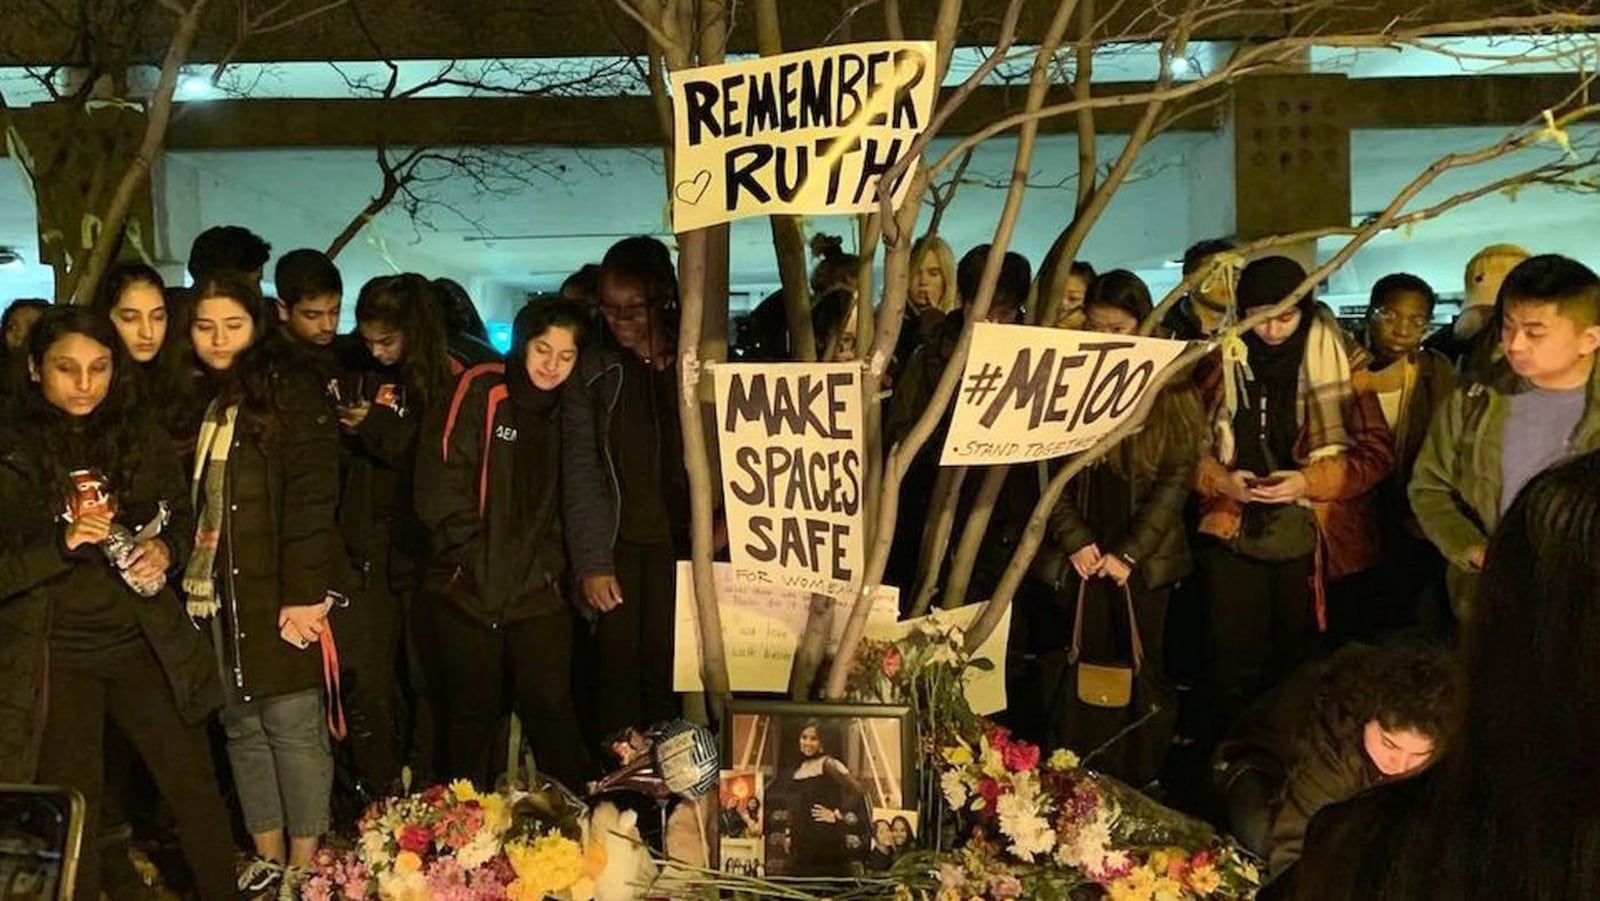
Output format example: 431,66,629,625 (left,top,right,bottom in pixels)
237,857,282,896
277,865,308,901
